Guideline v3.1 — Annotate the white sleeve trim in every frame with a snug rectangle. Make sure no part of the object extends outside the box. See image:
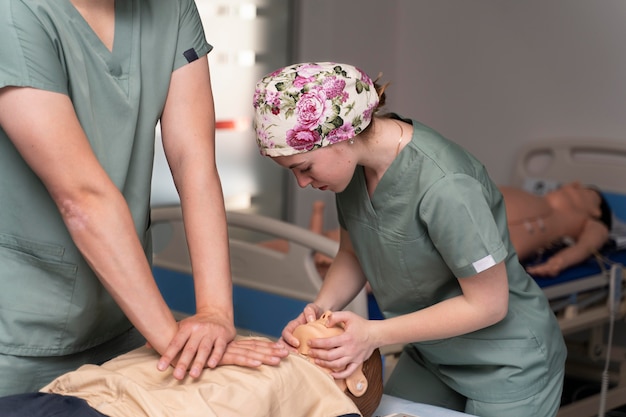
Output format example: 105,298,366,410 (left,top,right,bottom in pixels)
472,254,496,273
